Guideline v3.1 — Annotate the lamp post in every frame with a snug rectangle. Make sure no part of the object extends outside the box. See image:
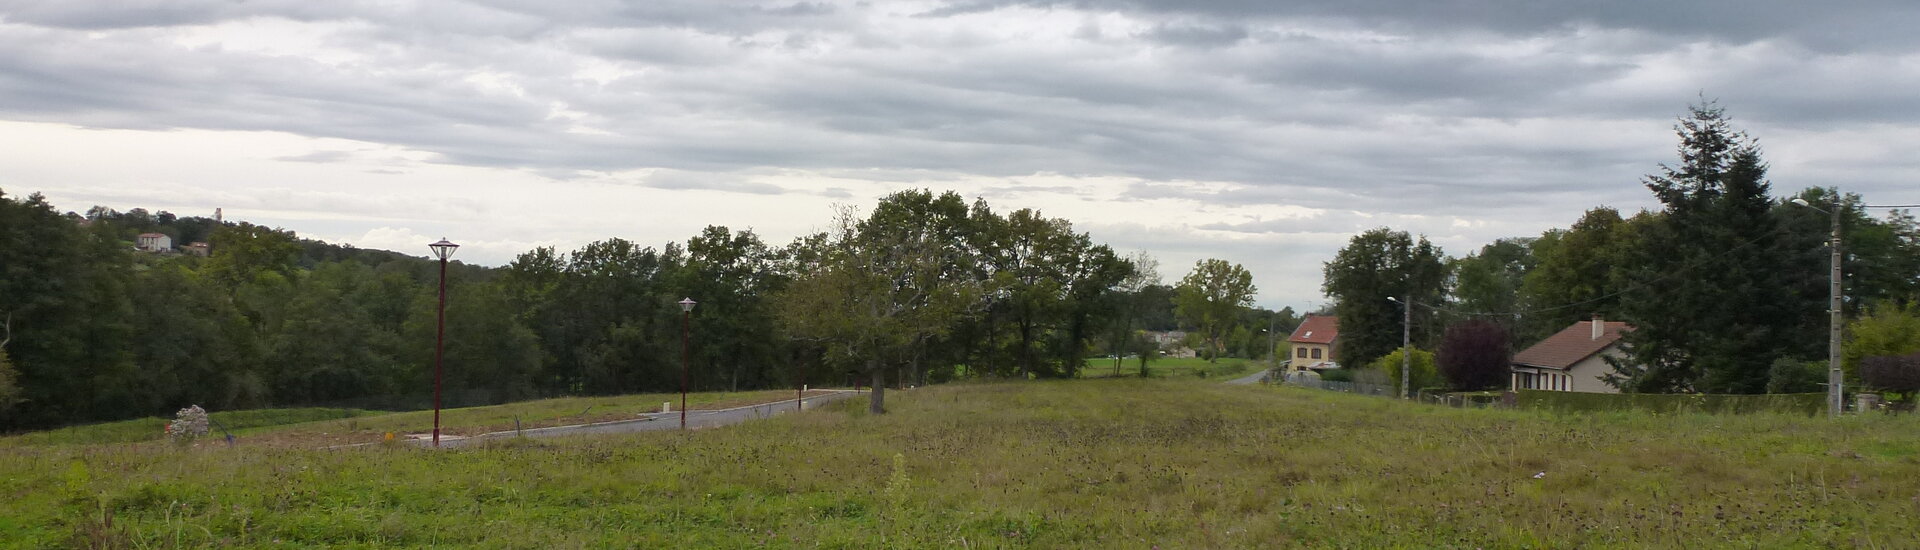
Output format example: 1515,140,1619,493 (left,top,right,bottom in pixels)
1790,197,1919,417
678,297,696,430
1387,295,1411,399
428,238,459,447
